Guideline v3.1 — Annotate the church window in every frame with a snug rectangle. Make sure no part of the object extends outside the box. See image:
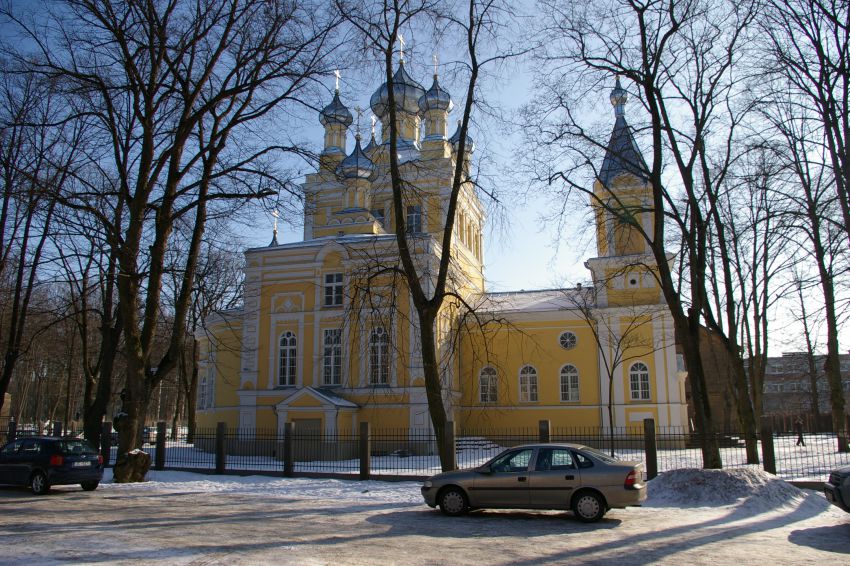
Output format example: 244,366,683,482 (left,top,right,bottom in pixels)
479,367,498,403
278,331,297,386
369,327,390,385
560,364,580,402
406,205,422,234
199,377,207,409
559,331,578,350
519,365,538,402
324,273,344,307
323,329,343,386
629,362,650,400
